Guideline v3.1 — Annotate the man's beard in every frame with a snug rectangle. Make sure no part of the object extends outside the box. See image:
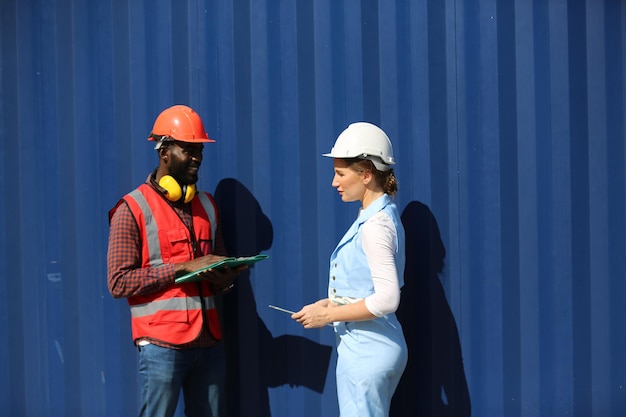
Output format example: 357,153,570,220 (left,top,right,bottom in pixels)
169,161,199,186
